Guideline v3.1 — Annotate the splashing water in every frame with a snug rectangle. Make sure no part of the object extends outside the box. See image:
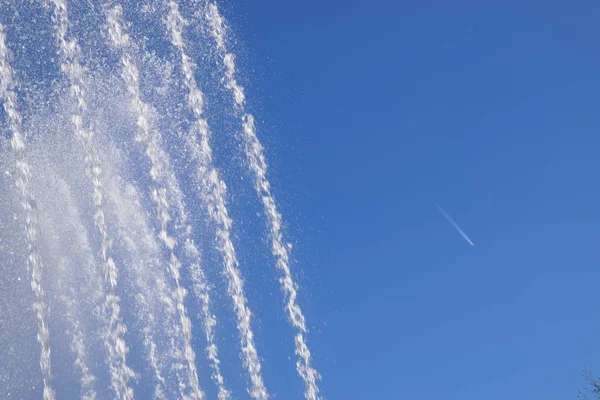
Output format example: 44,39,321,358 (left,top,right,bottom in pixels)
0,2,321,399
50,1,135,398
0,24,55,400
206,3,322,400
167,2,267,399
106,6,204,399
